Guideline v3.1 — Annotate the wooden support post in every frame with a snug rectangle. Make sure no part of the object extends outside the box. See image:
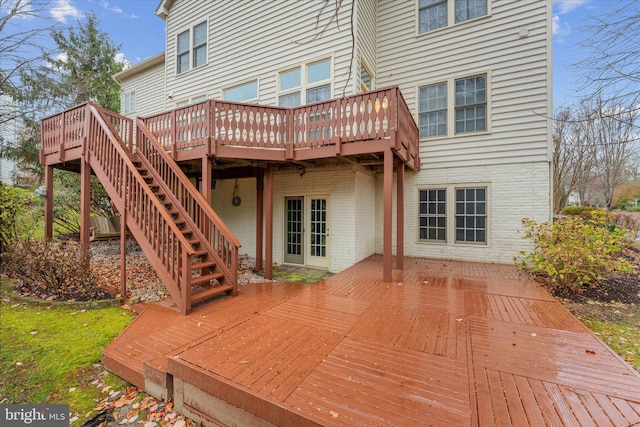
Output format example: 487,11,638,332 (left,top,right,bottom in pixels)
256,168,264,272
265,164,274,280
396,162,404,271
202,157,212,240
44,165,54,241
383,149,393,282
120,210,127,297
80,157,91,260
